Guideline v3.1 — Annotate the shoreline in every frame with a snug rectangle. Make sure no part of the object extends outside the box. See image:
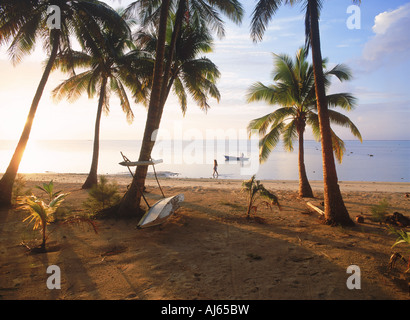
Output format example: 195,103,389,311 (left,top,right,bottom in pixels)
12,172,410,193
